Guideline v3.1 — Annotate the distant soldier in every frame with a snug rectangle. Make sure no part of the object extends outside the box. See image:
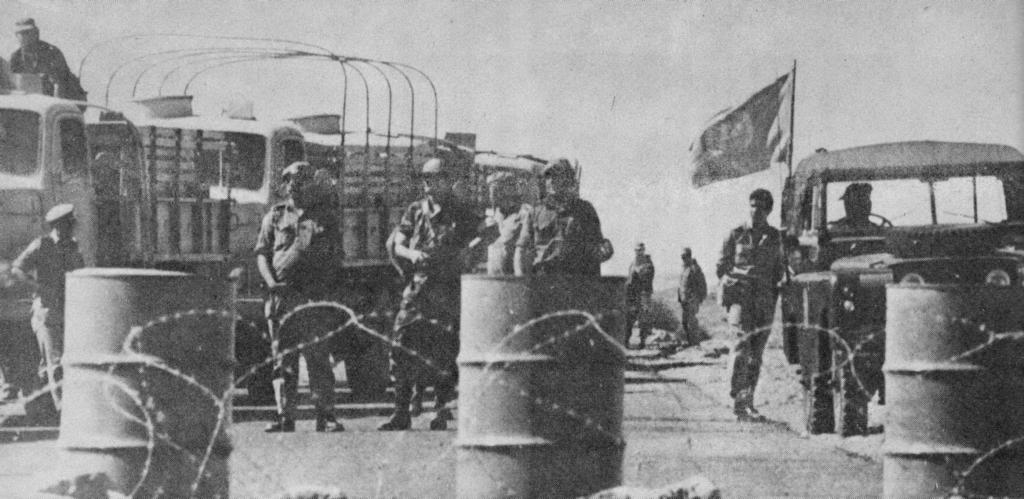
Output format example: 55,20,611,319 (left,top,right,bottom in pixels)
9,18,87,100
256,161,344,433
483,171,531,276
11,204,85,415
677,247,707,346
830,183,880,230
379,158,479,431
624,242,655,349
0,56,12,90
515,158,611,275
716,188,784,422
